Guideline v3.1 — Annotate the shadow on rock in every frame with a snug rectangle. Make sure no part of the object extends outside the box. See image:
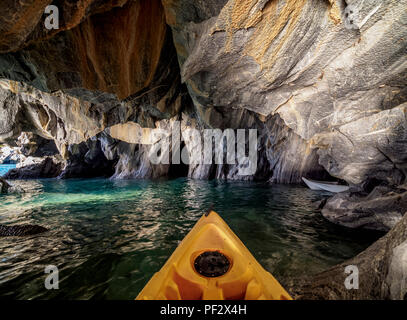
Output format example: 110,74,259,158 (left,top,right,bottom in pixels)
288,211,407,300
321,185,407,232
